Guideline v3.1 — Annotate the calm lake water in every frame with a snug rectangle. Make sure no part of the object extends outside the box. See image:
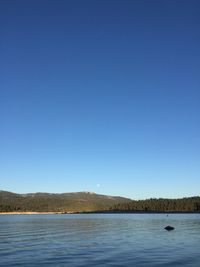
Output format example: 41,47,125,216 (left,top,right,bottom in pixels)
0,213,200,266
